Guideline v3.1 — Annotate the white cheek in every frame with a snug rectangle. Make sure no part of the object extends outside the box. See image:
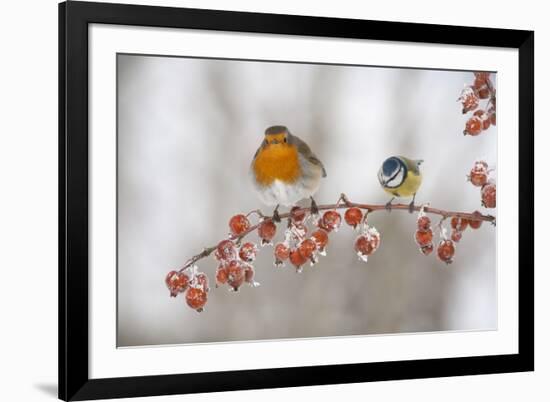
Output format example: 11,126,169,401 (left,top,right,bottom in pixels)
387,170,404,188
